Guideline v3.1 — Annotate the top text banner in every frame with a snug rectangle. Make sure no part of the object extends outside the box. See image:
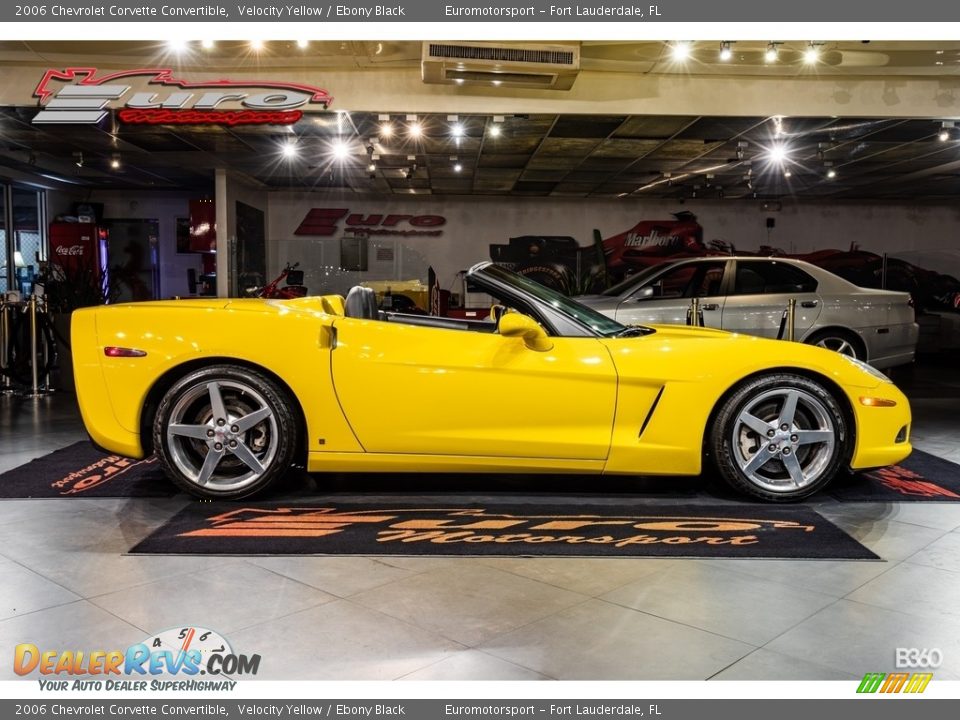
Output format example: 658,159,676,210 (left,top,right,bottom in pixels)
5,0,960,22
